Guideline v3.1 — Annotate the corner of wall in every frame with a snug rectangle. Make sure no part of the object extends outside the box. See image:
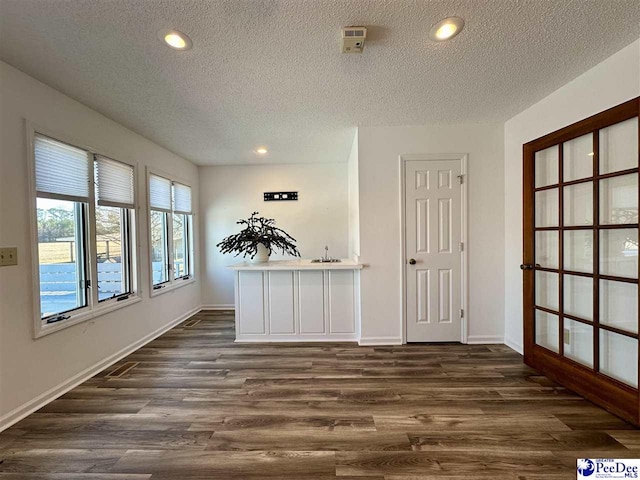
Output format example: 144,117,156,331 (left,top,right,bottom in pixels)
347,129,360,260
